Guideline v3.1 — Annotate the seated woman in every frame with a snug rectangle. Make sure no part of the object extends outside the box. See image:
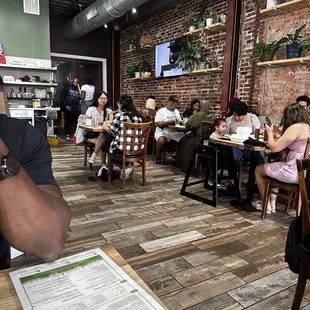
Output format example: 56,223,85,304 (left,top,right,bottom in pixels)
86,91,113,165
226,97,241,118
109,95,143,179
177,100,216,173
141,97,156,121
225,101,264,167
255,103,310,213
183,98,200,118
